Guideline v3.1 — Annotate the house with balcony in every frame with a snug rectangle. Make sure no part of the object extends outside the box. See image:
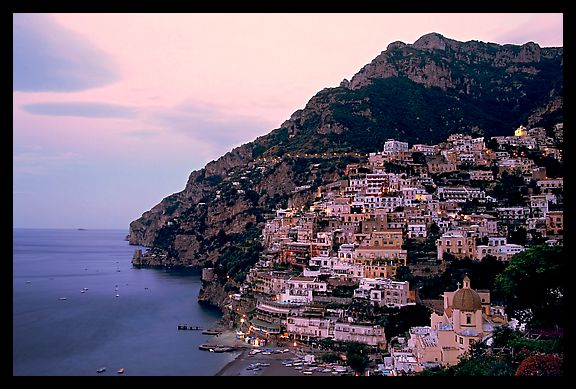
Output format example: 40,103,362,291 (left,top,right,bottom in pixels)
353,277,411,307
436,230,476,260
279,276,327,304
334,321,387,348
